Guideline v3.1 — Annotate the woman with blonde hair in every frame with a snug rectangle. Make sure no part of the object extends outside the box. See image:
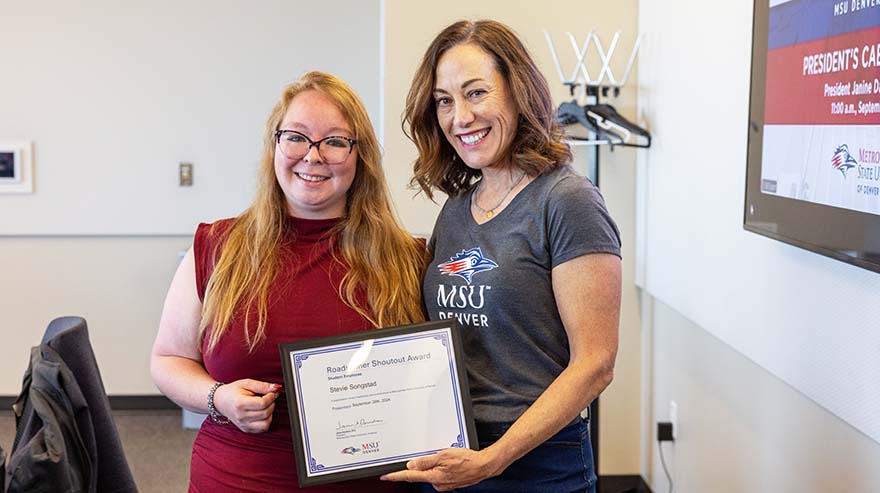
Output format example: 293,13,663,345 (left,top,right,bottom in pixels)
151,71,423,492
